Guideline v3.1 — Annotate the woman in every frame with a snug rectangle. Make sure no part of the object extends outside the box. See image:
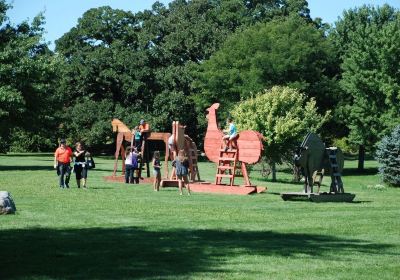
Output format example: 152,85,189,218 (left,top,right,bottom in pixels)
73,142,89,188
